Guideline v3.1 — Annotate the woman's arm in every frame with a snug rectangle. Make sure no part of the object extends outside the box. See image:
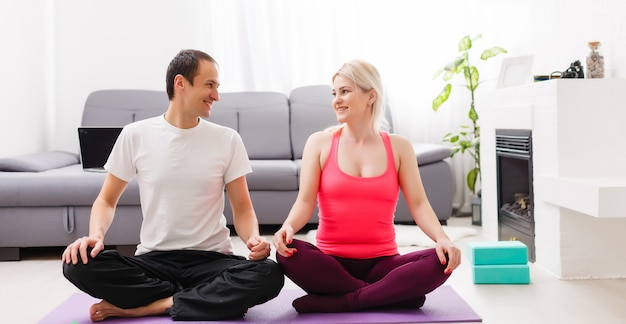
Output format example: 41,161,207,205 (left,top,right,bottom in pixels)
392,134,461,273
273,131,329,256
